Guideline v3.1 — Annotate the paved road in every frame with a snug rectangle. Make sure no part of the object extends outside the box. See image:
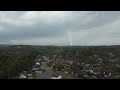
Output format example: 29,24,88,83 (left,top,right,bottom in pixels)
32,55,78,79
36,56,55,79
36,67,54,79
